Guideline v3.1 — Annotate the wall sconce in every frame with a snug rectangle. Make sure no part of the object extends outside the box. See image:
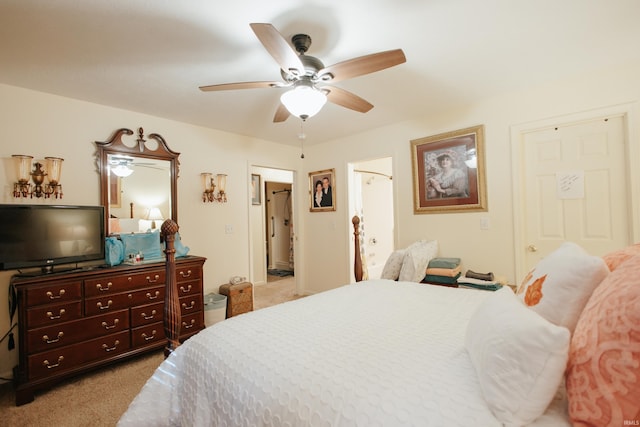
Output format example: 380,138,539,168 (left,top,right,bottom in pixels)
11,155,64,199
44,157,64,198
201,173,228,203
12,155,33,198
